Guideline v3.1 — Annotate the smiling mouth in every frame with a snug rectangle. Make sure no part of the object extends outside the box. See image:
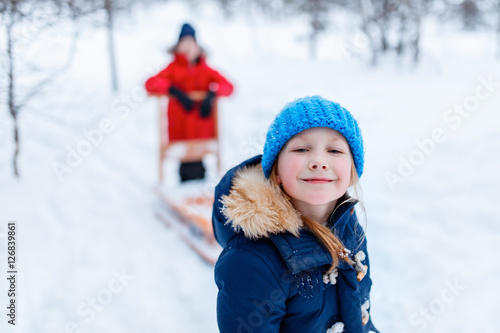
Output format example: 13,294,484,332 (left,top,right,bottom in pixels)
301,178,335,183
